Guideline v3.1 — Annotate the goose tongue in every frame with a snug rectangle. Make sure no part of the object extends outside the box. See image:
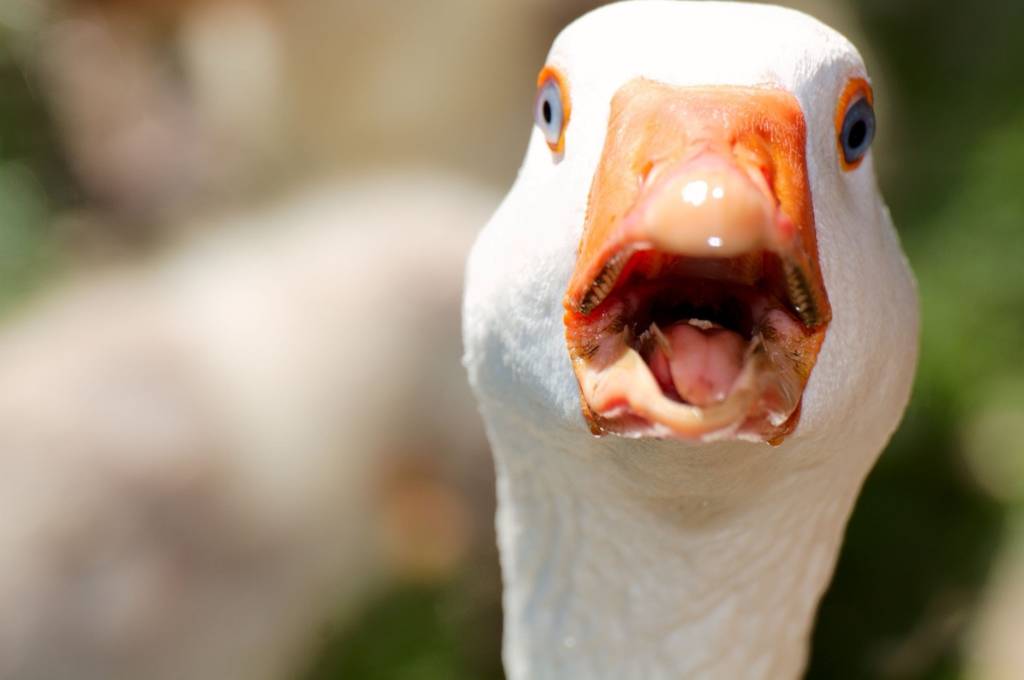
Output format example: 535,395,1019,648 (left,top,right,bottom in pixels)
645,321,747,407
